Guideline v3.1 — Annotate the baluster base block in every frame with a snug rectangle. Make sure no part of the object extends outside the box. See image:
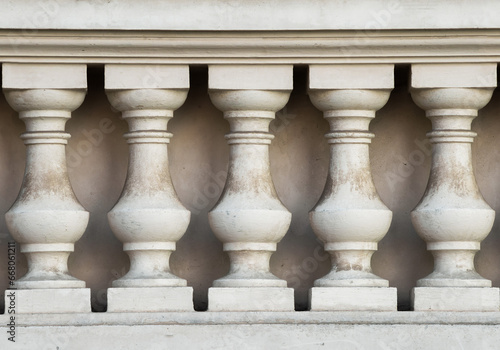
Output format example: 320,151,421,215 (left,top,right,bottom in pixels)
309,287,397,311
5,288,91,313
208,287,294,311
107,287,193,312
412,287,500,311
